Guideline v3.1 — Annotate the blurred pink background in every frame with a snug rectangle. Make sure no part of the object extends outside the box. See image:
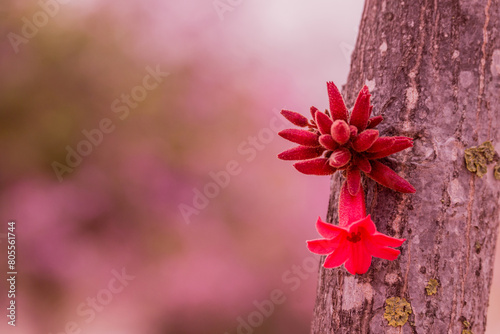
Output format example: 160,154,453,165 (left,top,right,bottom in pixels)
0,1,498,333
